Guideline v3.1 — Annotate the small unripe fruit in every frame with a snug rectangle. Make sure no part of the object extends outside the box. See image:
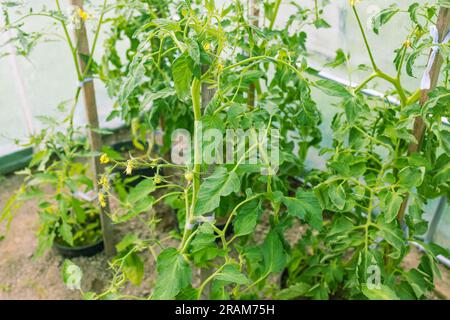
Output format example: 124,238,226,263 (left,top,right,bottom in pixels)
185,172,194,181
